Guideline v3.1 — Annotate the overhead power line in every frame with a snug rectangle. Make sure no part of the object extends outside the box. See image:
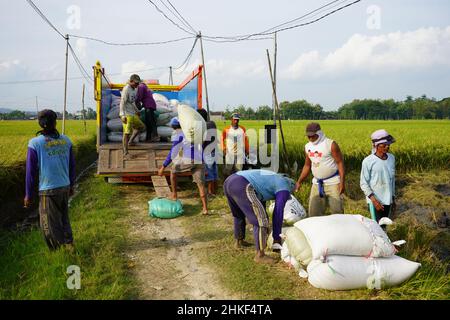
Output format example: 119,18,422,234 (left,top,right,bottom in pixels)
68,34,196,46
26,0,65,39
201,0,361,42
146,0,196,36
166,0,197,34
67,42,94,84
